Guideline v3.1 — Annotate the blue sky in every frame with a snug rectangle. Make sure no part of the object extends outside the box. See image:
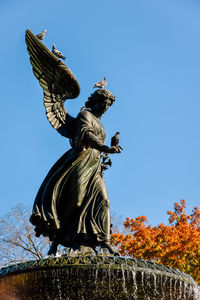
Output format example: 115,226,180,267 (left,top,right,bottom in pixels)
1,0,200,226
